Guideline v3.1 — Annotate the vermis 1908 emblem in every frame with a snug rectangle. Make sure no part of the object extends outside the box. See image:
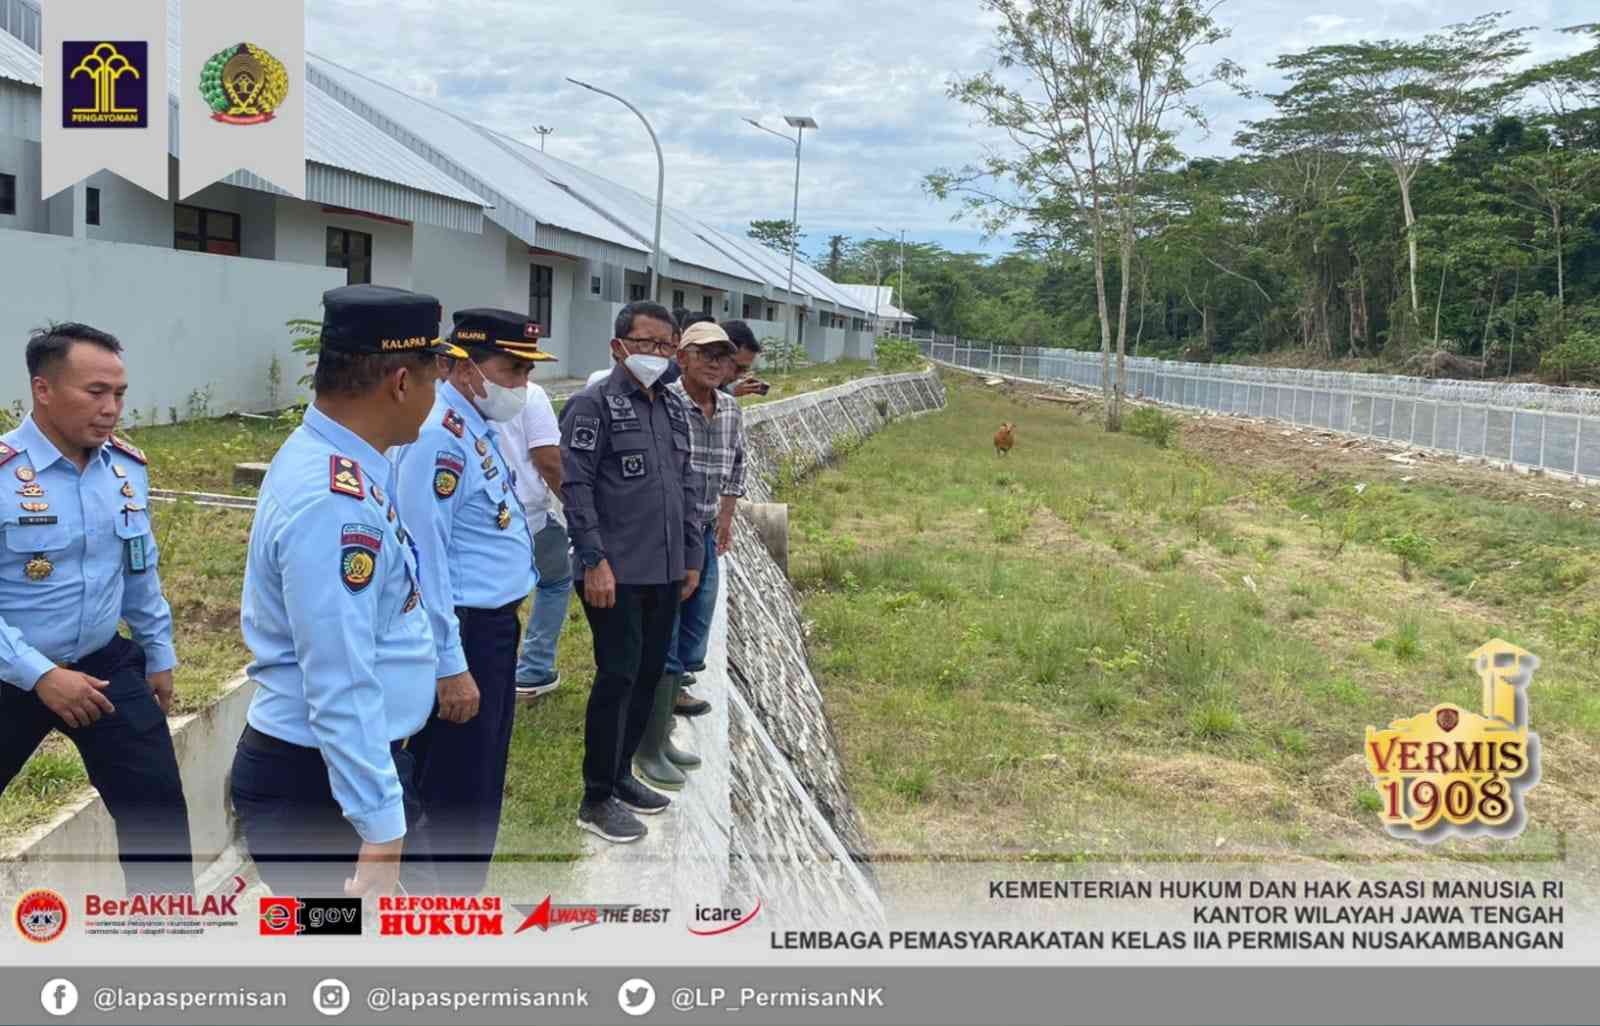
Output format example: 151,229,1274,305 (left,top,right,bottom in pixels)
199,43,289,124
